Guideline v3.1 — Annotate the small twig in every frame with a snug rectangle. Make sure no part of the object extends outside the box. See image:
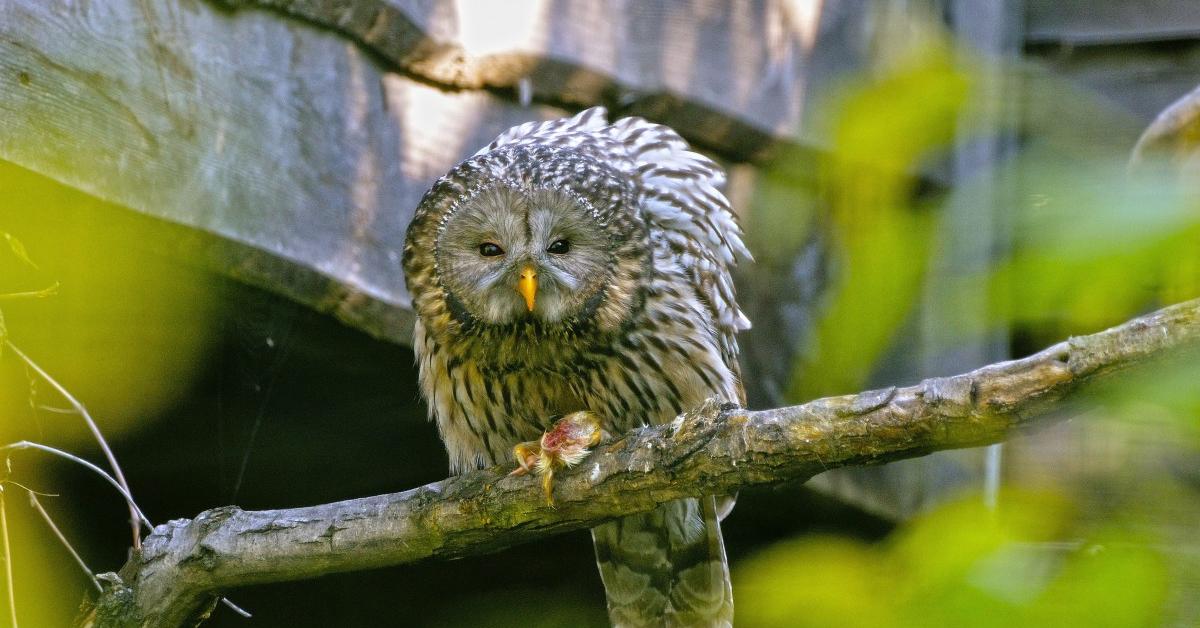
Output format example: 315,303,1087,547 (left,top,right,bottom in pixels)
220,598,253,618
2,460,254,621
1,484,17,628
4,341,142,549
0,480,55,498
0,282,60,301
25,492,102,593
34,405,78,415
0,442,151,530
